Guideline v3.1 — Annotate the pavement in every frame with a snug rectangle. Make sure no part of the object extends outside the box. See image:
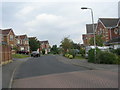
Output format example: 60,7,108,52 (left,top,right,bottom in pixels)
2,57,31,88
12,55,119,88
55,55,119,72
13,69,118,88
